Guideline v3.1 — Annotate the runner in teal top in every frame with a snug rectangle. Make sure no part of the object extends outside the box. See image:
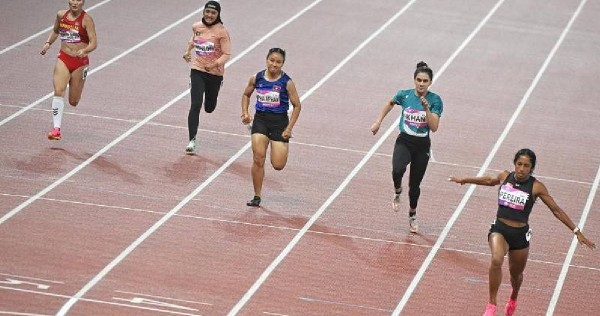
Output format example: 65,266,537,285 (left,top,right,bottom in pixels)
371,61,443,233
